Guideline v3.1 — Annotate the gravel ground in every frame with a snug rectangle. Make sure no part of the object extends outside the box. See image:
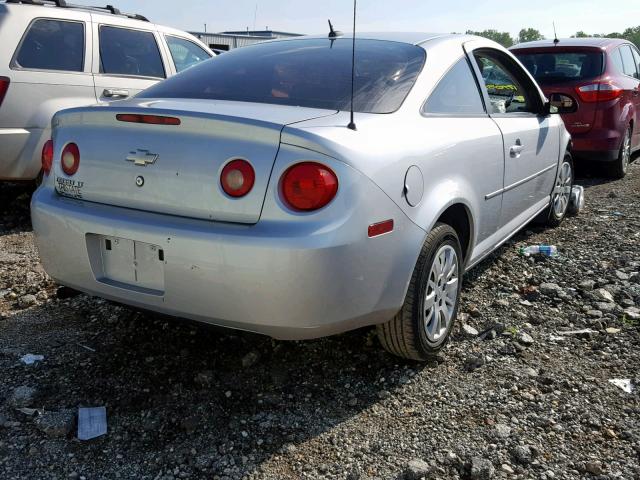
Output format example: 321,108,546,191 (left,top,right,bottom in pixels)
0,162,639,480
